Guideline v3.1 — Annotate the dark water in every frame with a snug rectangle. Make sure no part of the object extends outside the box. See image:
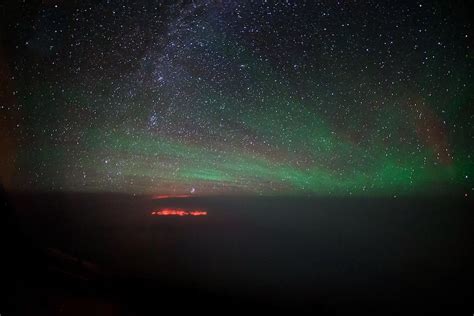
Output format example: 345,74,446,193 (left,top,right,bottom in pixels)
5,193,474,313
